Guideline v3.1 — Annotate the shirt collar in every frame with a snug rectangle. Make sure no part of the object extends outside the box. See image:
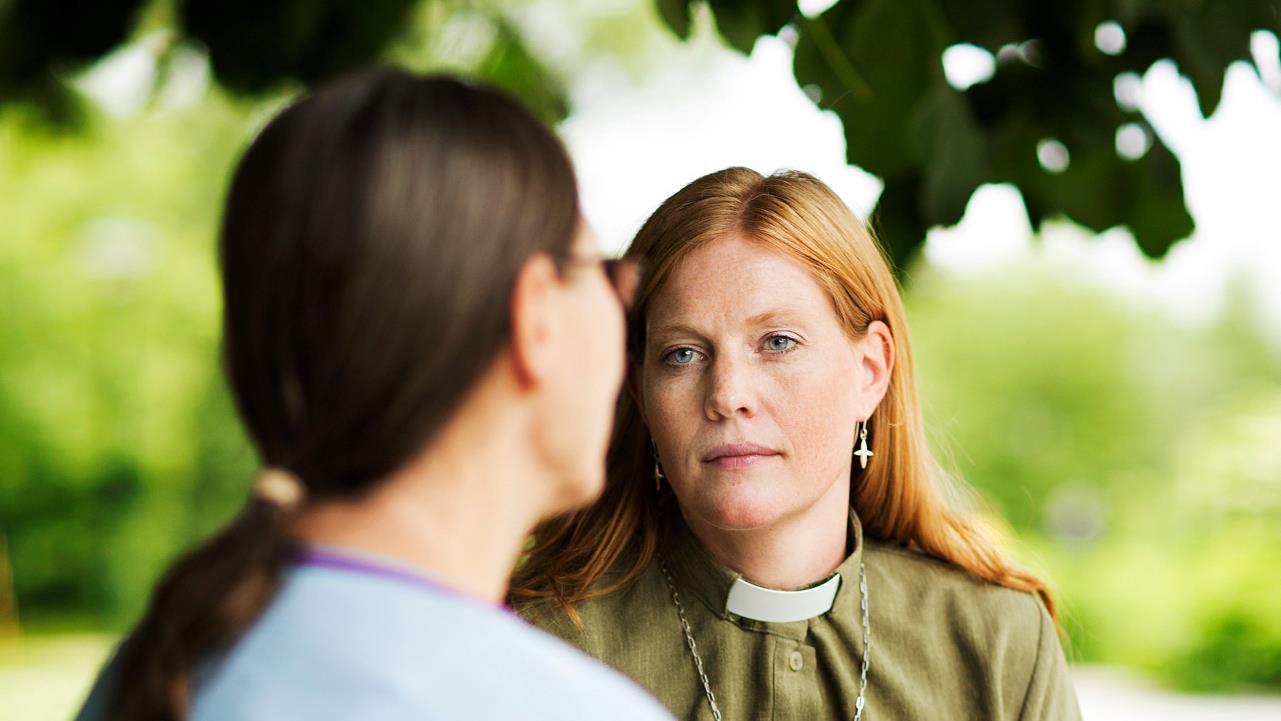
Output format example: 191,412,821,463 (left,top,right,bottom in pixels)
659,507,866,628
